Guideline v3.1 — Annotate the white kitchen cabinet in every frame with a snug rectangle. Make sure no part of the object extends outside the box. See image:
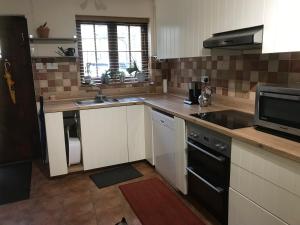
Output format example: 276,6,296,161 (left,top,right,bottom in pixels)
211,0,264,34
80,107,128,171
231,164,300,225
229,188,288,225
263,0,300,53
155,0,203,58
126,105,146,162
144,105,154,165
45,112,68,177
155,0,181,59
230,139,300,225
